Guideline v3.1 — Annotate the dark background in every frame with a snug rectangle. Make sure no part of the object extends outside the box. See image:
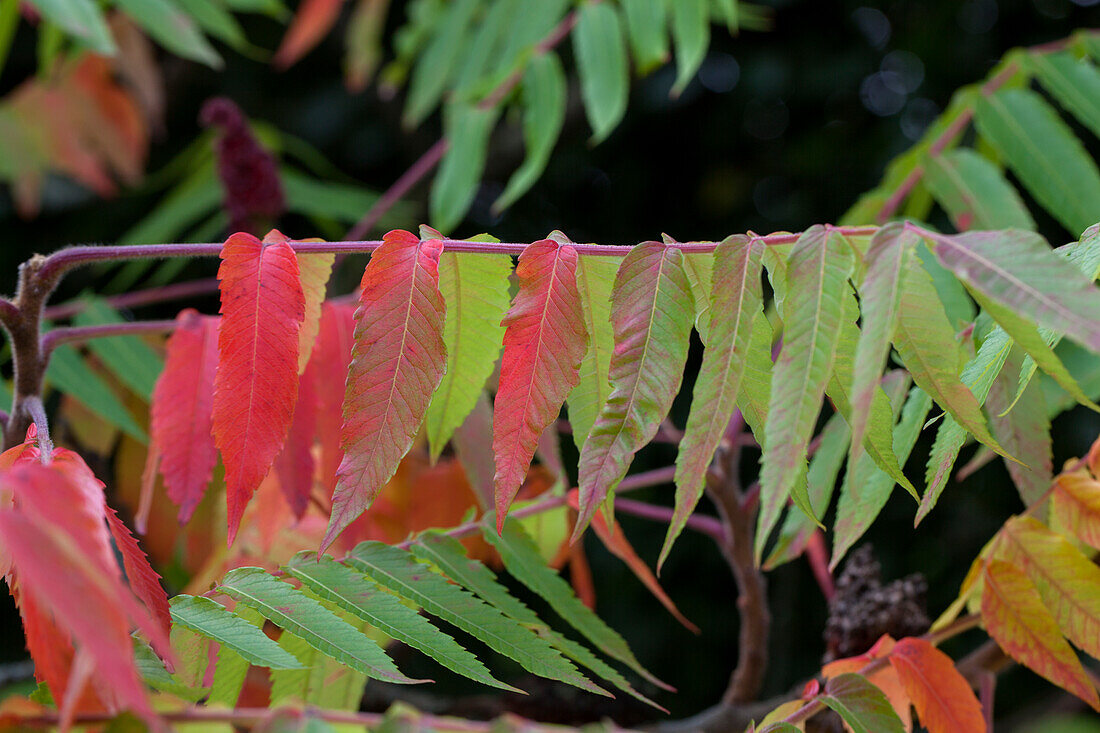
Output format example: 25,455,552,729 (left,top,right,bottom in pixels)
1,0,1100,727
